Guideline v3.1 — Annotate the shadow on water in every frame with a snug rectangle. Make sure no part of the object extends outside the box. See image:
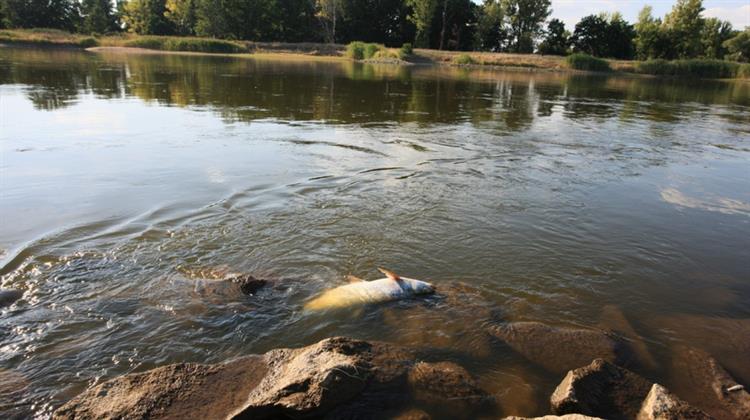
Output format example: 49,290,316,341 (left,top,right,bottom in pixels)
1,46,749,418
